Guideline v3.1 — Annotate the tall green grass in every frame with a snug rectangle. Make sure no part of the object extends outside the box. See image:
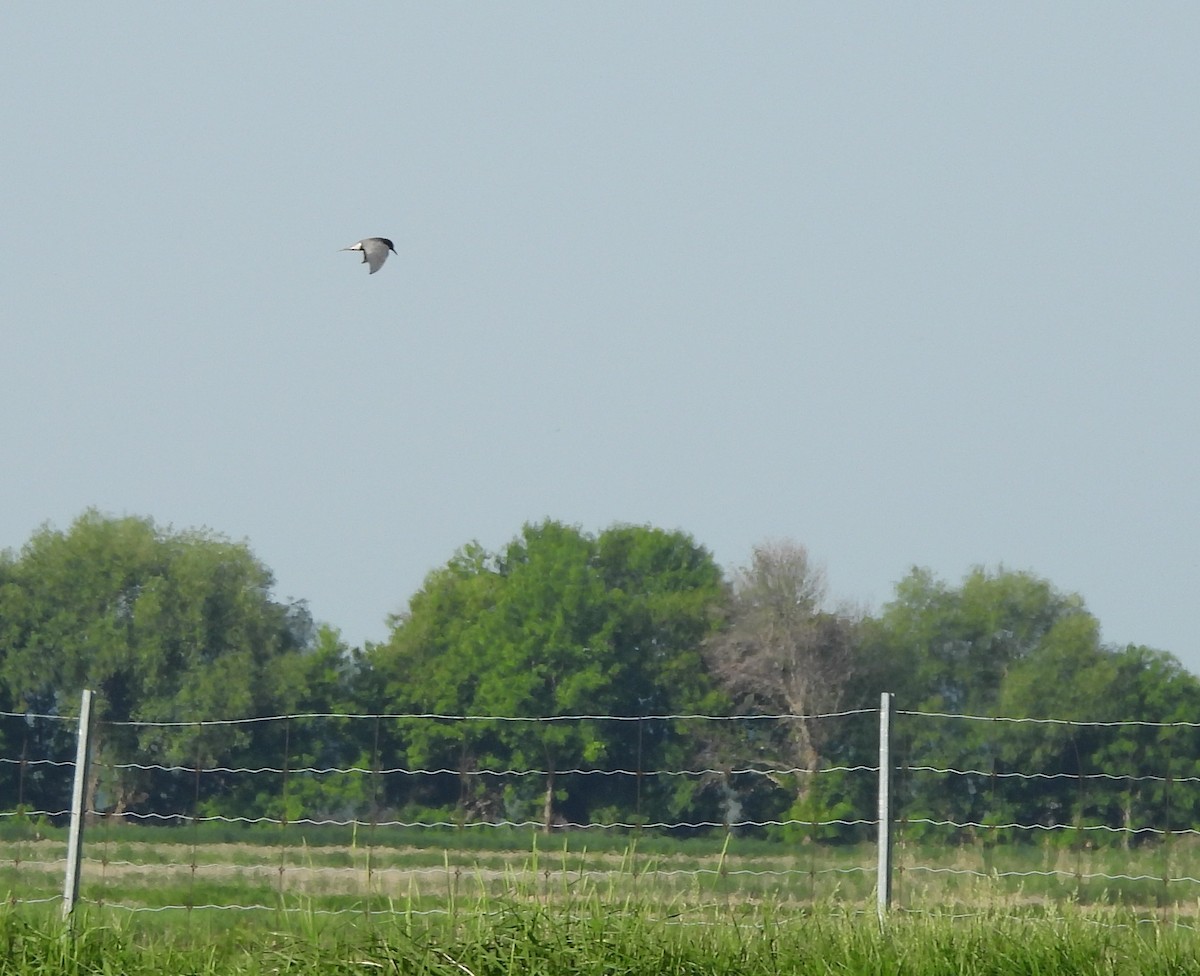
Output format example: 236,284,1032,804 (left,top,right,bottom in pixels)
2,902,1199,976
